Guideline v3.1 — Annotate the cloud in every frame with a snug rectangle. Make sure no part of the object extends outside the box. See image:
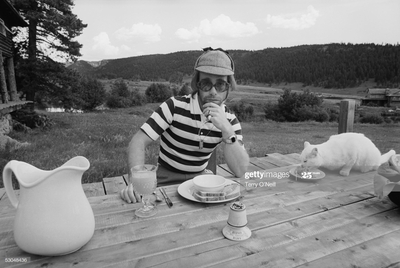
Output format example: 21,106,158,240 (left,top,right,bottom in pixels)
92,32,119,56
266,5,320,30
175,28,201,41
176,14,260,42
115,23,162,43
